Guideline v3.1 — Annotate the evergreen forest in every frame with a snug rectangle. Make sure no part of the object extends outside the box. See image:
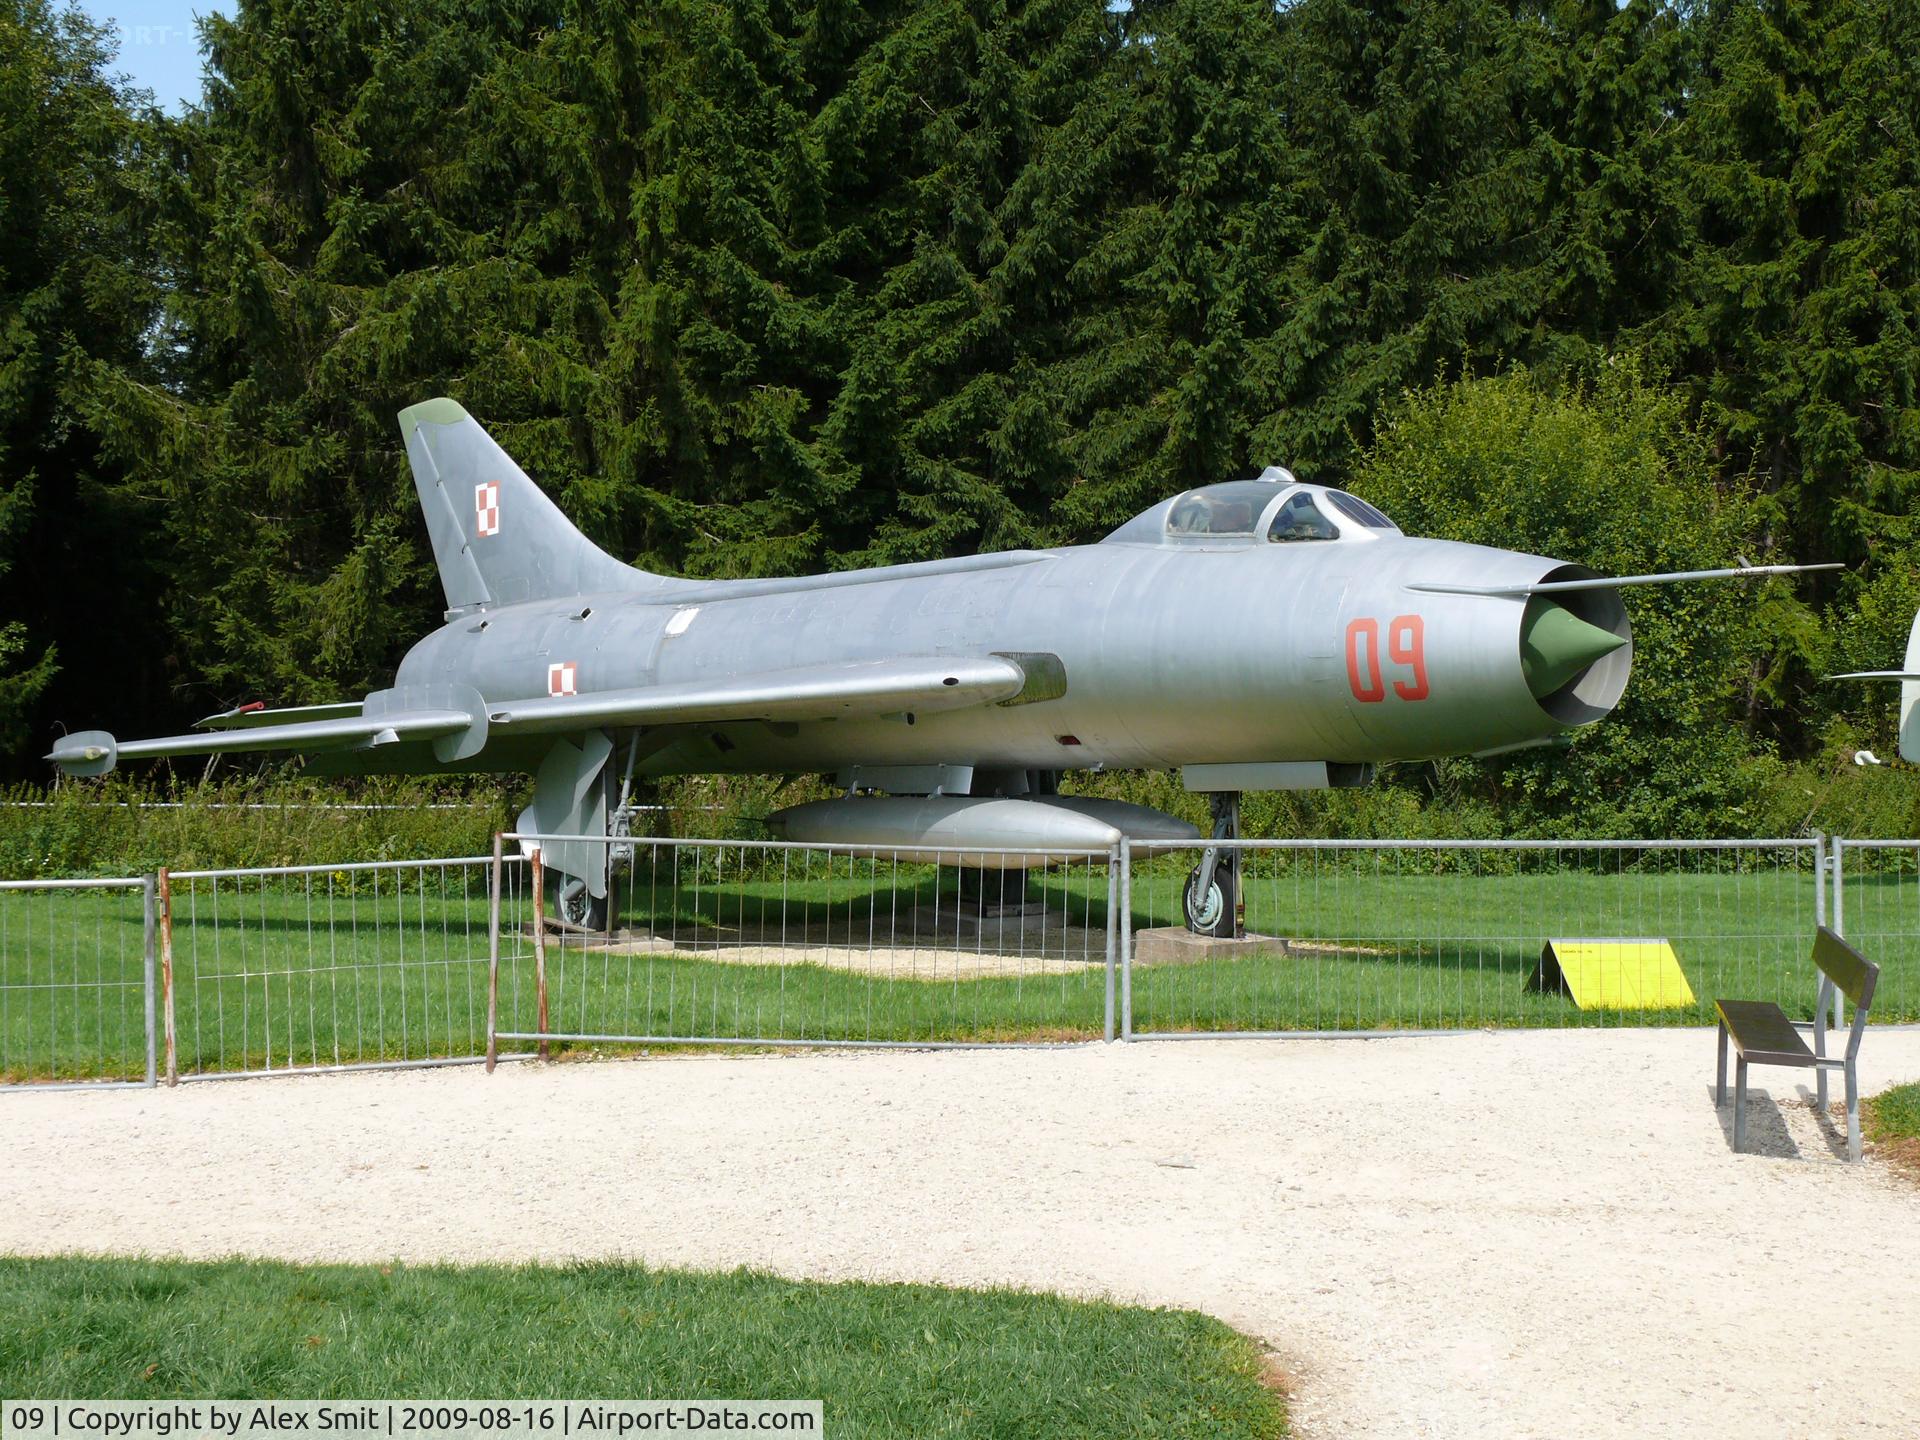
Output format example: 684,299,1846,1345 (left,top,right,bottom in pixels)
2,0,1917,835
